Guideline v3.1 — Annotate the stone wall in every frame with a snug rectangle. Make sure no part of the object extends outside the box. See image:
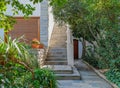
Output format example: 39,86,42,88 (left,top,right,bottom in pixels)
30,49,47,67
